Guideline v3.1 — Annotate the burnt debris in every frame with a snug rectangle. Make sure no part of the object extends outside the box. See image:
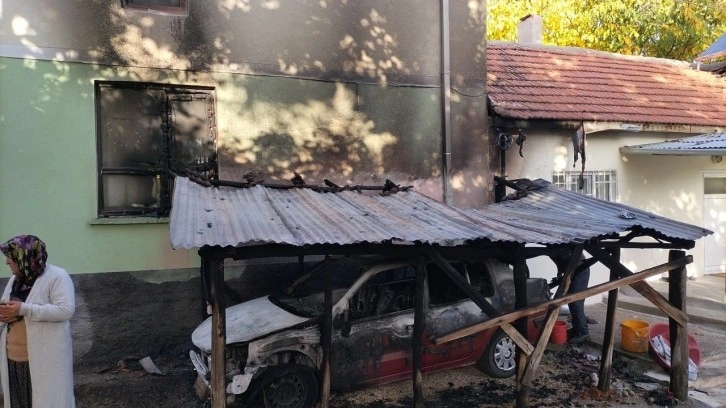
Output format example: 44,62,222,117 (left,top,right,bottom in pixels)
184,169,413,196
